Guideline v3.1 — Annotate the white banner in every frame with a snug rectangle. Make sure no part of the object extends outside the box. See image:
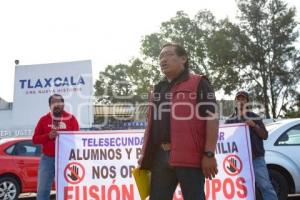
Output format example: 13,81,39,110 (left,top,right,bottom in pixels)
12,60,93,129
56,124,255,200
56,130,143,200
204,124,255,200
